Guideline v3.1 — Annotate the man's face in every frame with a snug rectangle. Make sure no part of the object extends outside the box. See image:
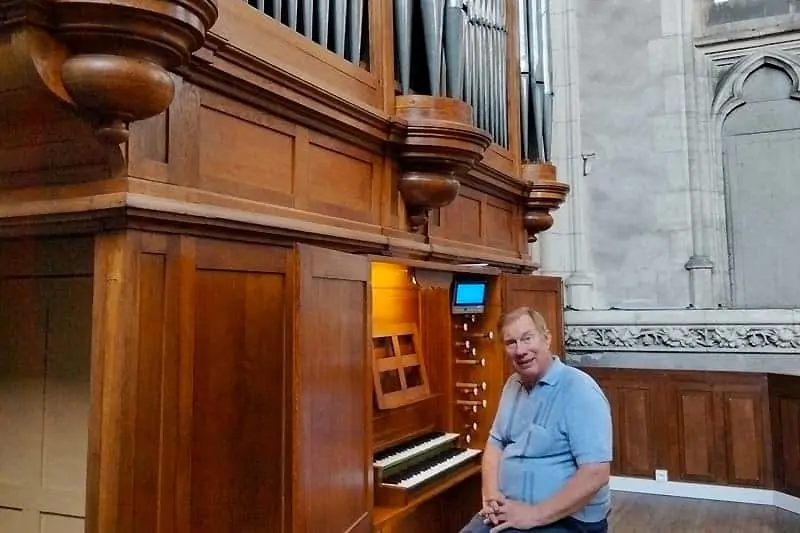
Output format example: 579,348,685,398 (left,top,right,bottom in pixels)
502,314,552,383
